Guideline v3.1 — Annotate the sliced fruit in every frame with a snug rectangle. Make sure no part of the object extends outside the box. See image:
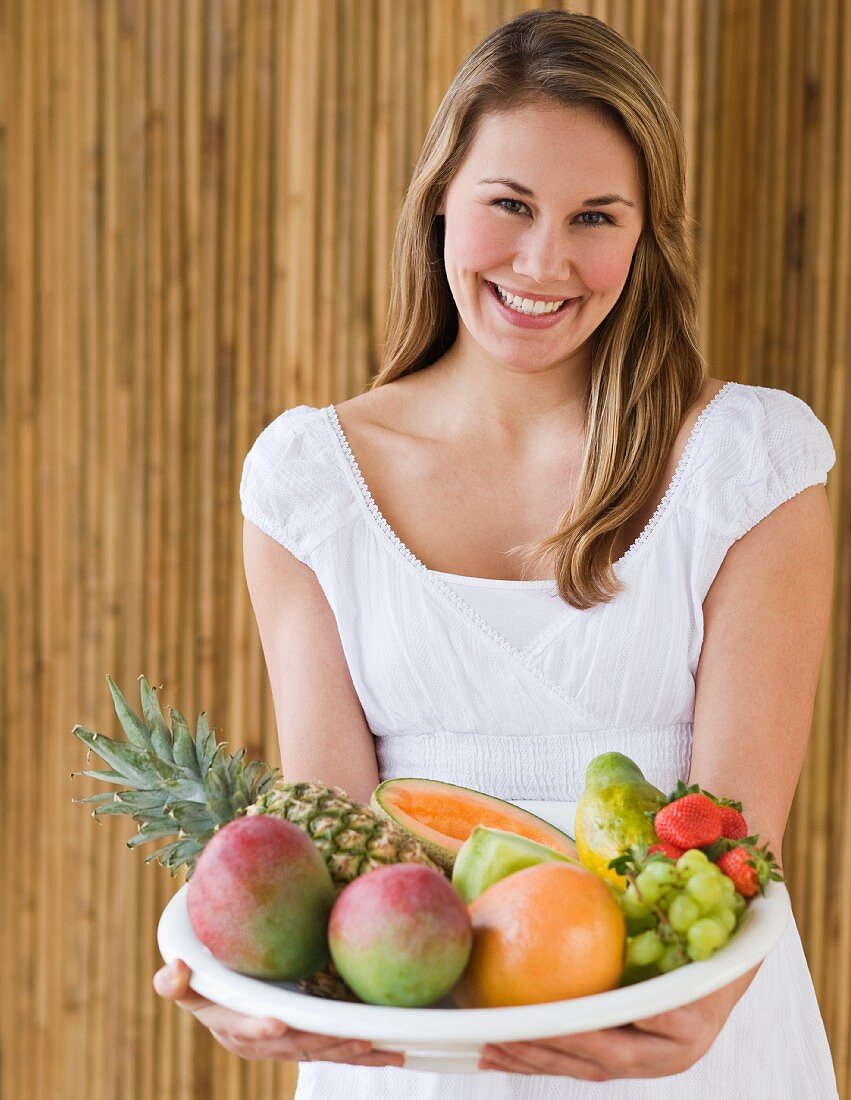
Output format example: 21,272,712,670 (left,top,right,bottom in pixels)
370,777,578,873
452,824,582,904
